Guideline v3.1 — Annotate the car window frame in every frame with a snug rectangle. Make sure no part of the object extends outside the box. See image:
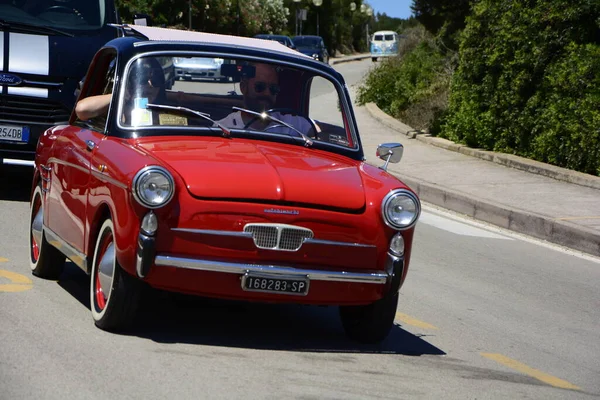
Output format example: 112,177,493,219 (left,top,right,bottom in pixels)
72,47,119,134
